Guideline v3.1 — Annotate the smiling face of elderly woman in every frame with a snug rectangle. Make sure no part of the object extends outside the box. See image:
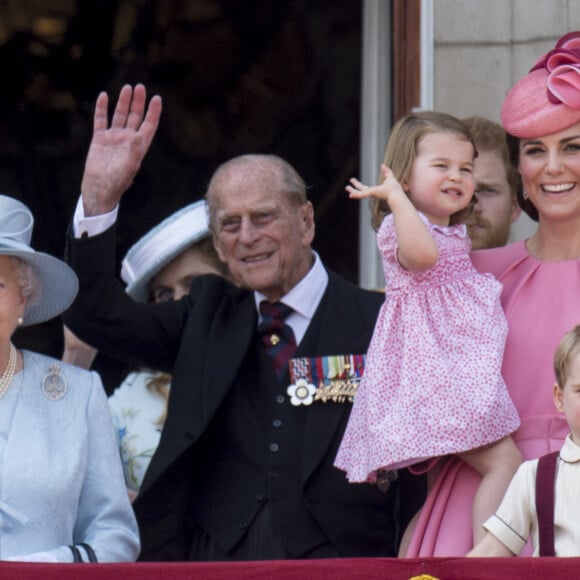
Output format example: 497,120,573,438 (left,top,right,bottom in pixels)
0,256,28,341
